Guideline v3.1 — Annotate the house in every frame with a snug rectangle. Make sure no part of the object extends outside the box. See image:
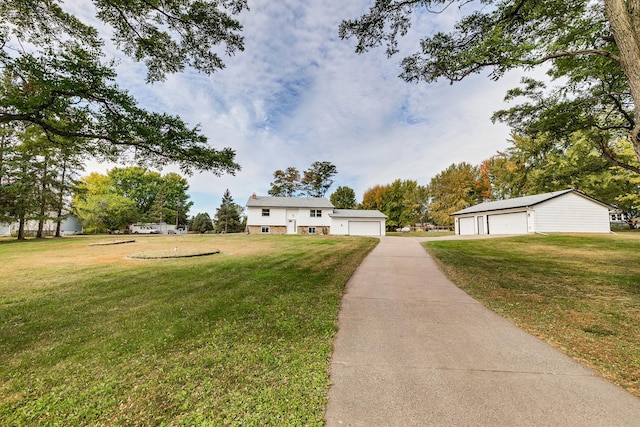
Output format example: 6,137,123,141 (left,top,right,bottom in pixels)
0,215,83,237
452,189,612,235
245,195,386,236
